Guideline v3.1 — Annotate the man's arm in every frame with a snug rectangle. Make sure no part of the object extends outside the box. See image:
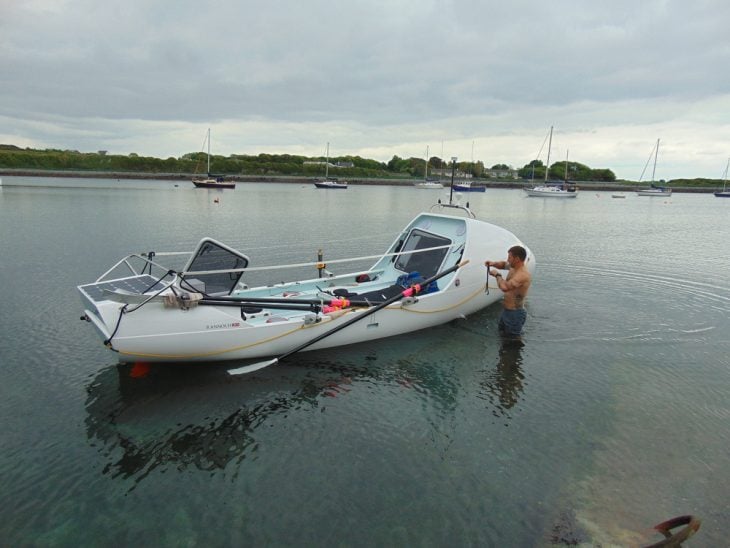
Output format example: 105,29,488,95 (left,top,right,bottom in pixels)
495,271,527,292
